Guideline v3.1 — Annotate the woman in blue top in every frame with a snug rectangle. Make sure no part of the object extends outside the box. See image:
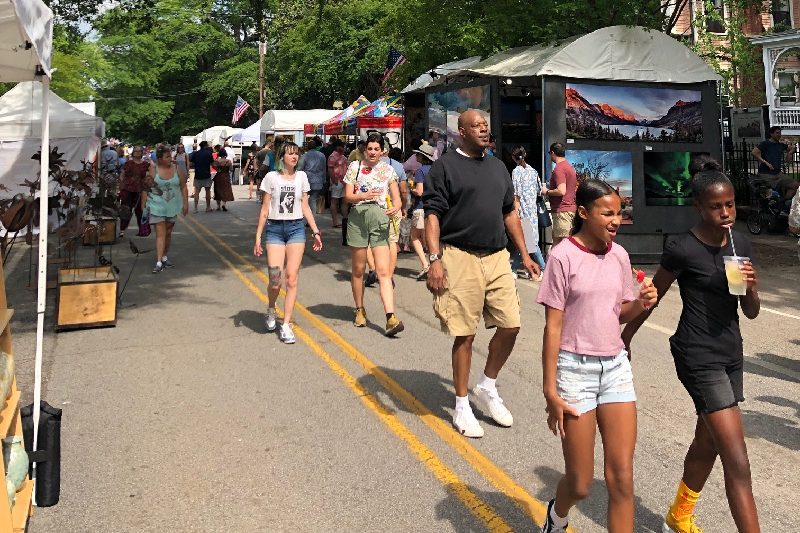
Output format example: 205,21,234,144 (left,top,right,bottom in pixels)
141,145,189,274
409,143,435,280
510,146,546,280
